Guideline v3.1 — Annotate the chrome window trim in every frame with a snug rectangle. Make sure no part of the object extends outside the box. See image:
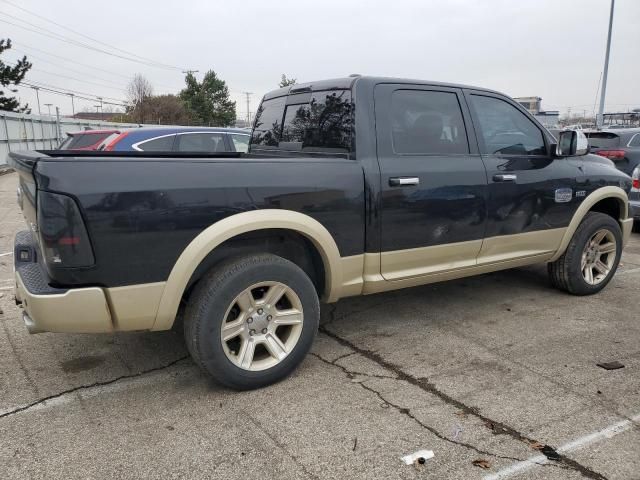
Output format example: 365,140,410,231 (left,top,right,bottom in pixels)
626,133,640,148
132,131,250,151
131,133,177,151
